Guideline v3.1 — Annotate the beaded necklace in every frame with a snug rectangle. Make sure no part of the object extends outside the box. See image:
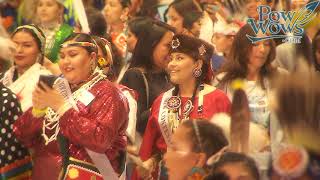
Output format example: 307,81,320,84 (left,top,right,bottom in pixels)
166,84,205,133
